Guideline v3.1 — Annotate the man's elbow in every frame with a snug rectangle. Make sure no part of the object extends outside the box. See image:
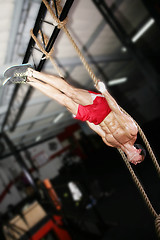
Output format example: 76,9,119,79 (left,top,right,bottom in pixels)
130,124,138,136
